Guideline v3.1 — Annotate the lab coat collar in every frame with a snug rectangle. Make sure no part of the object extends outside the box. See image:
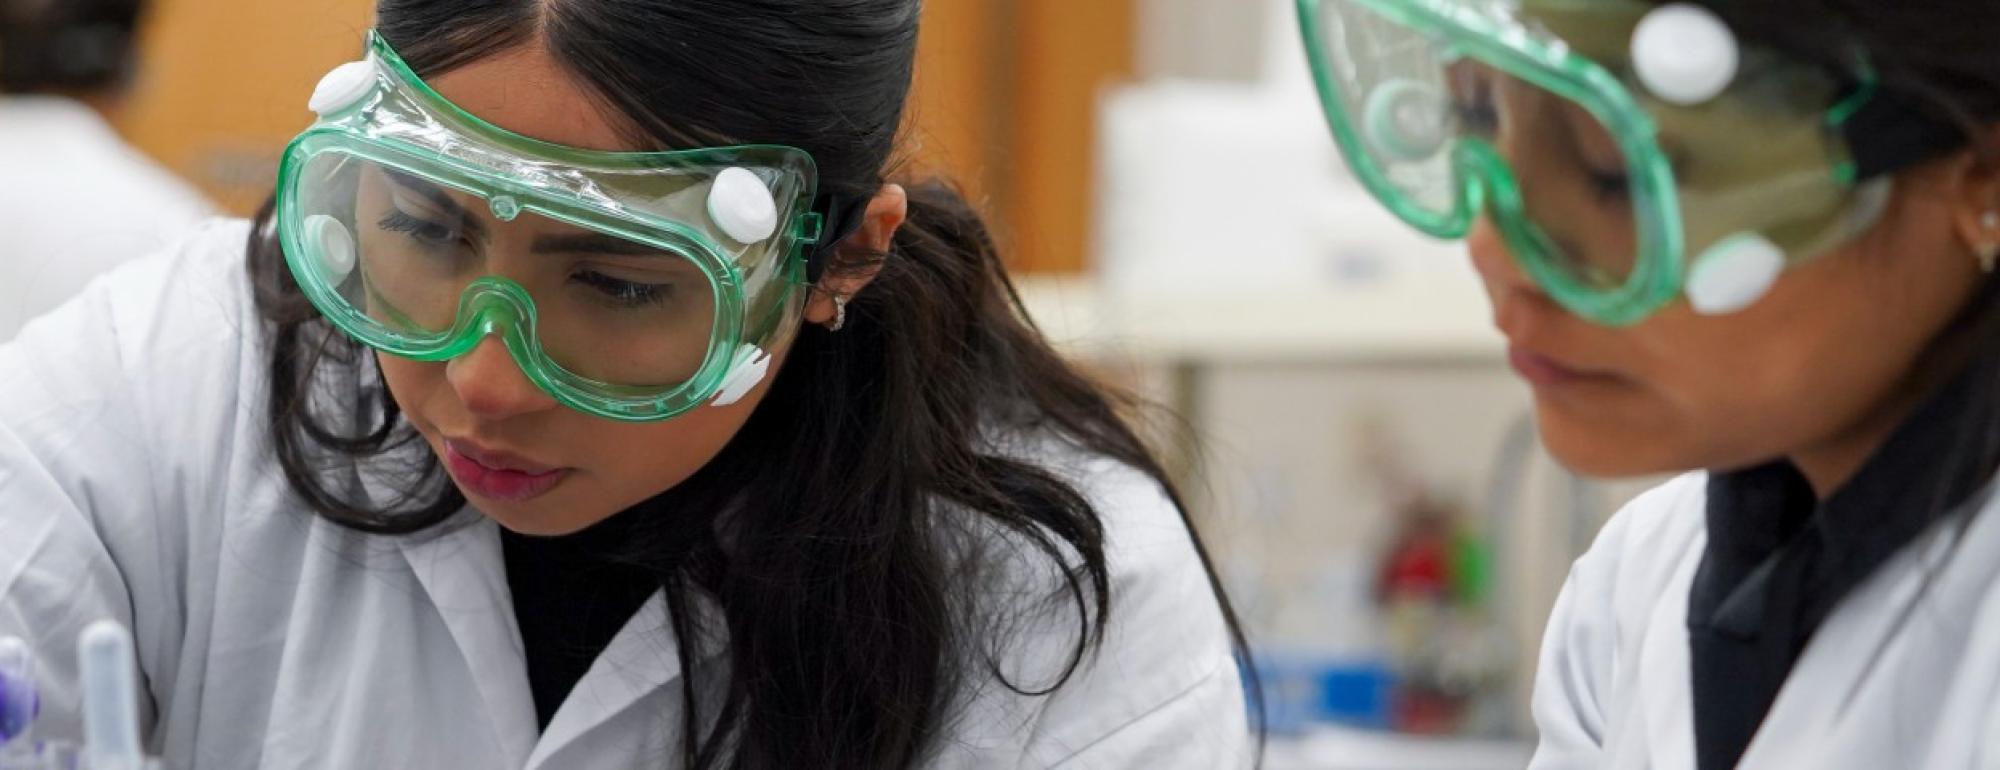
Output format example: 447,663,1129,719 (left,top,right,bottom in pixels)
1733,485,1991,768
1636,548,1702,769
353,399,736,762
350,420,541,764
394,511,733,767
394,513,542,766
390,504,738,767
527,588,730,766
